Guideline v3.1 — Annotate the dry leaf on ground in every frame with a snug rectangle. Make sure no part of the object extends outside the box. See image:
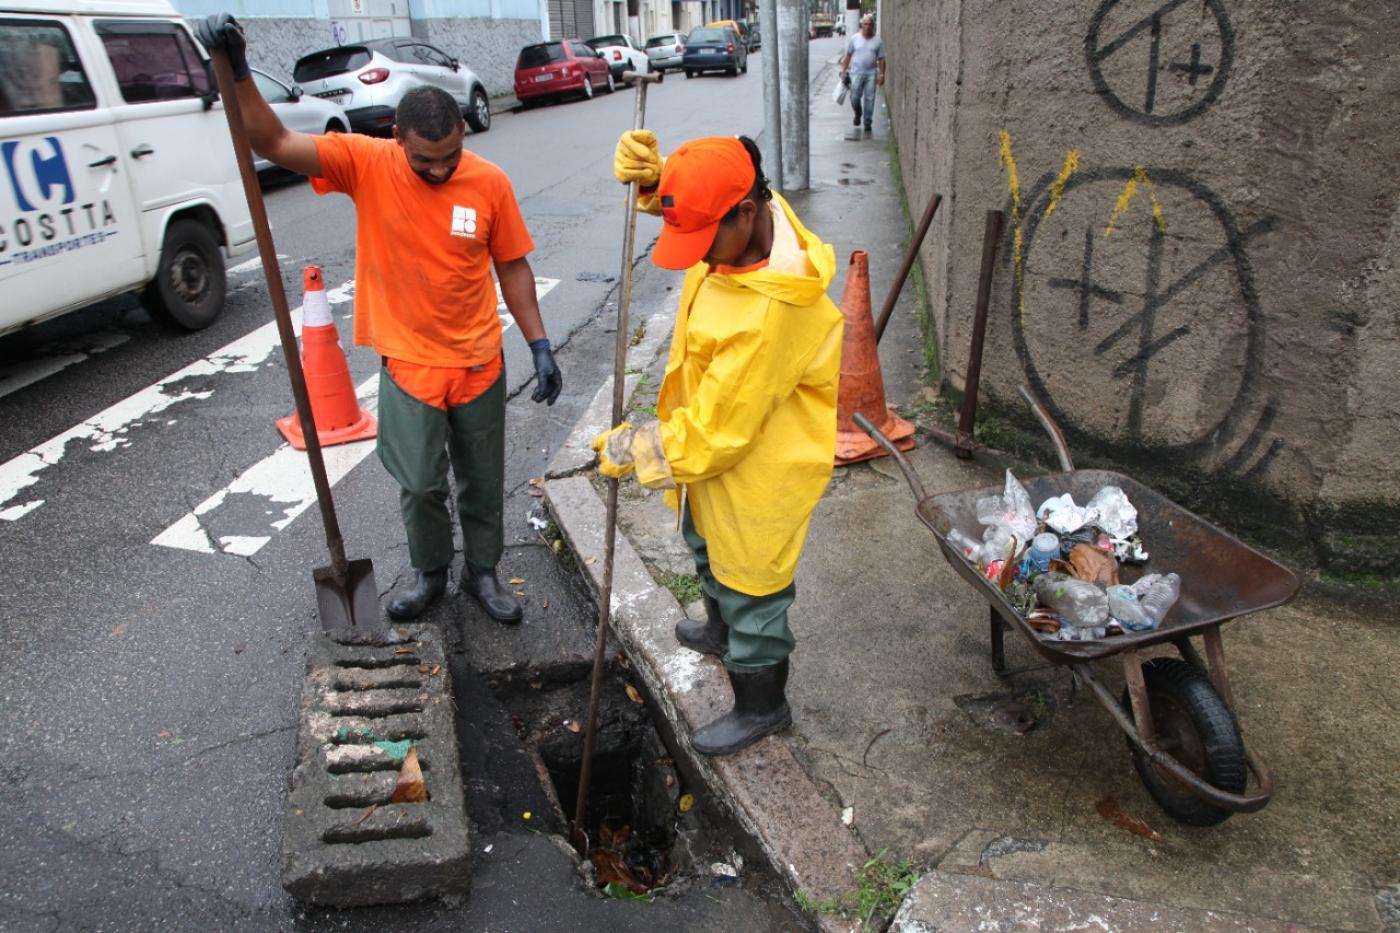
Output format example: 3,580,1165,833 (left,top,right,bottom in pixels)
624,684,643,704
389,747,427,803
